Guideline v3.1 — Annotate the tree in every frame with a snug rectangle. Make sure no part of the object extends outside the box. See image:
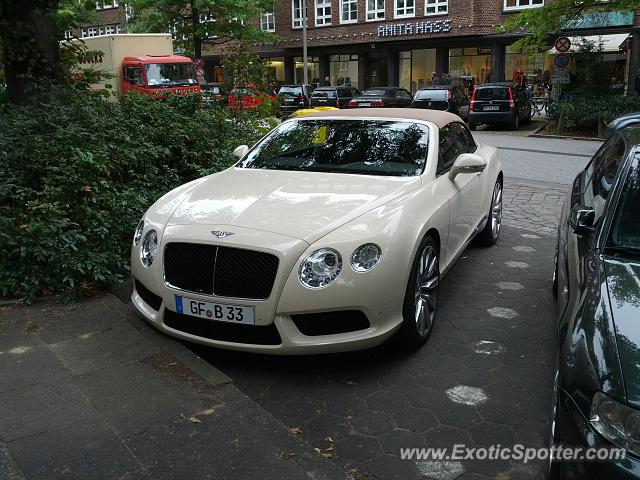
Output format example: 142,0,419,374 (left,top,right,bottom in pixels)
220,40,273,90
127,0,276,59
499,0,640,48
0,0,94,103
